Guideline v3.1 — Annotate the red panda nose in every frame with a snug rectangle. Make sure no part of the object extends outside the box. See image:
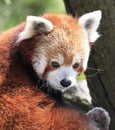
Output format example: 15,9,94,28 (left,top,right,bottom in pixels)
60,78,71,87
